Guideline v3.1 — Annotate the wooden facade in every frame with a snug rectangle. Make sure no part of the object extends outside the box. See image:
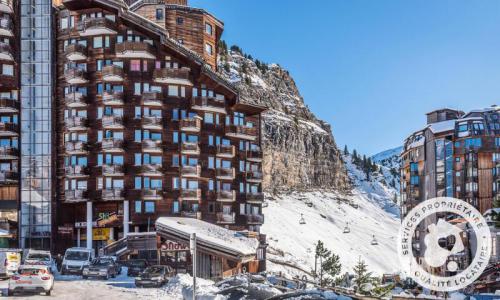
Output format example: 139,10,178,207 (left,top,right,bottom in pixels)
52,0,265,254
